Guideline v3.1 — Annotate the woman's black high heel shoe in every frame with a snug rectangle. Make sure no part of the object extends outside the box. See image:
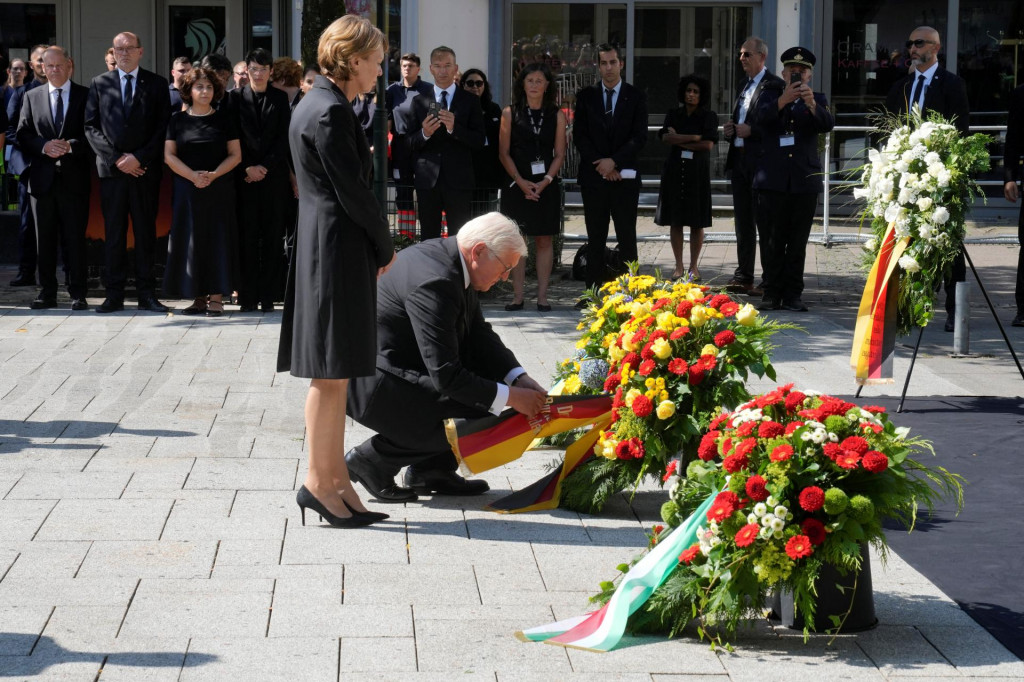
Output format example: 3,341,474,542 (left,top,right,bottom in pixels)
343,500,389,521
296,486,376,528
